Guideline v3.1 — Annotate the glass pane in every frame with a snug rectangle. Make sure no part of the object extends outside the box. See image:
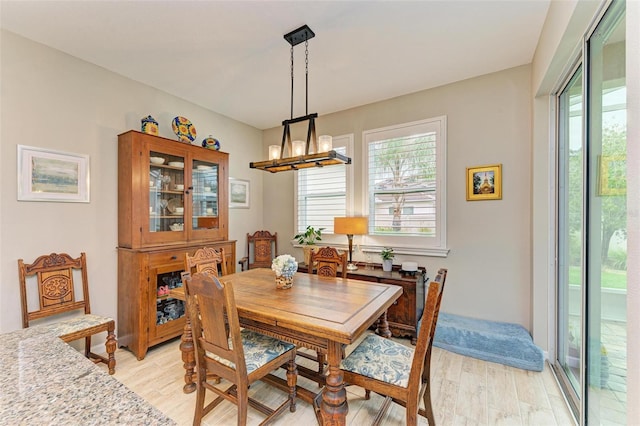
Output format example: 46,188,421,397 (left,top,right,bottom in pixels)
587,1,626,424
155,270,185,325
557,65,583,407
191,160,219,231
149,151,184,232
368,132,437,236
